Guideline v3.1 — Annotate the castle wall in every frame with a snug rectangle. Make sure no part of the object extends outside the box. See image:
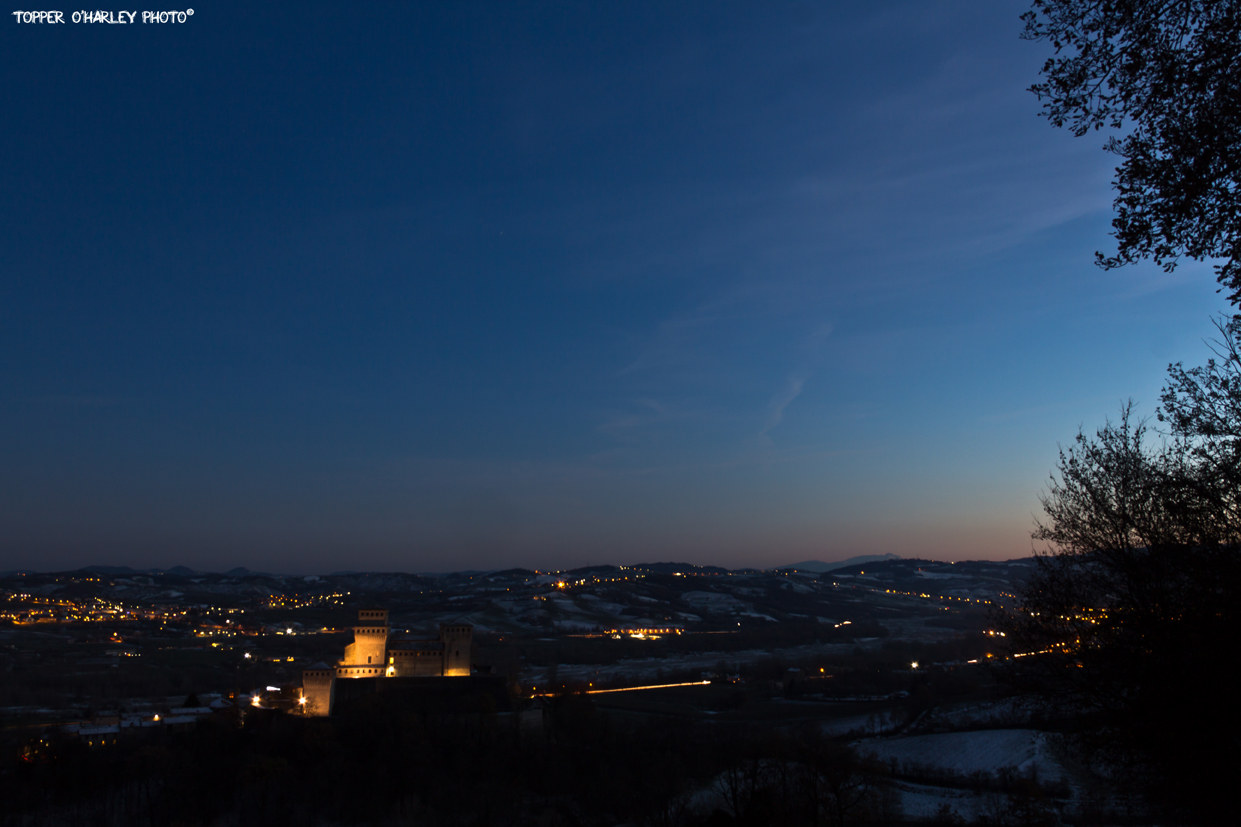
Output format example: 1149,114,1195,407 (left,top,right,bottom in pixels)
390,647,444,677
342,624,388,667
337,665,384,678
440,624,473,676
332,675,512,715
